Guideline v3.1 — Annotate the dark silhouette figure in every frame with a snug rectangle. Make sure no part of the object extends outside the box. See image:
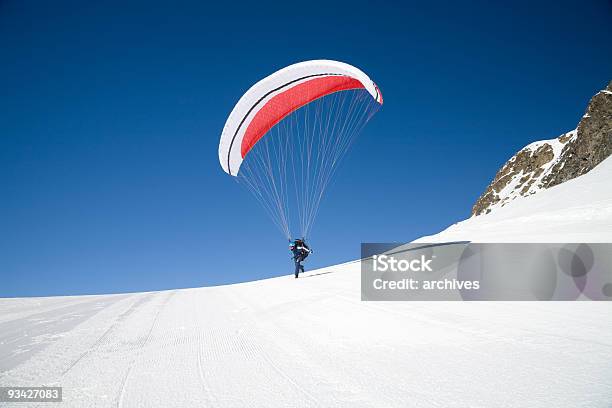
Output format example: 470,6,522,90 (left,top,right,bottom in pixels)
289,239,311,278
